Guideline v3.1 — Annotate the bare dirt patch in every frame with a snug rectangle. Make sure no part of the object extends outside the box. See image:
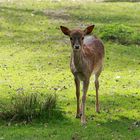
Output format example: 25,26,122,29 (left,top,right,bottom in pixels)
43,9,70,20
